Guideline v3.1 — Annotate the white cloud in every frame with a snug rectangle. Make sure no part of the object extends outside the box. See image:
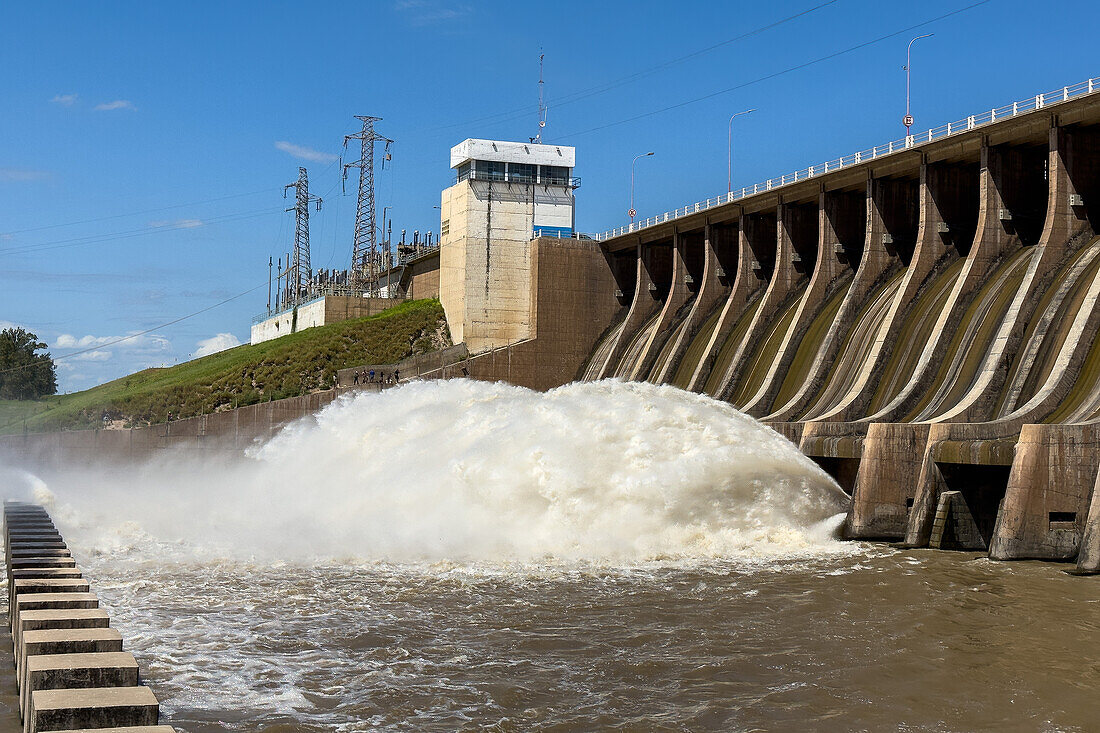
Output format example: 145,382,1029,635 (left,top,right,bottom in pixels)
54,332,171,352
51,93,78,106
51,331,175,392
94,100,136,111
194,332,241,358
148,219,203,229
71,350,112,362
0,320,19,331
274,141,338,163
394,0,471,24
0,168,49,182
